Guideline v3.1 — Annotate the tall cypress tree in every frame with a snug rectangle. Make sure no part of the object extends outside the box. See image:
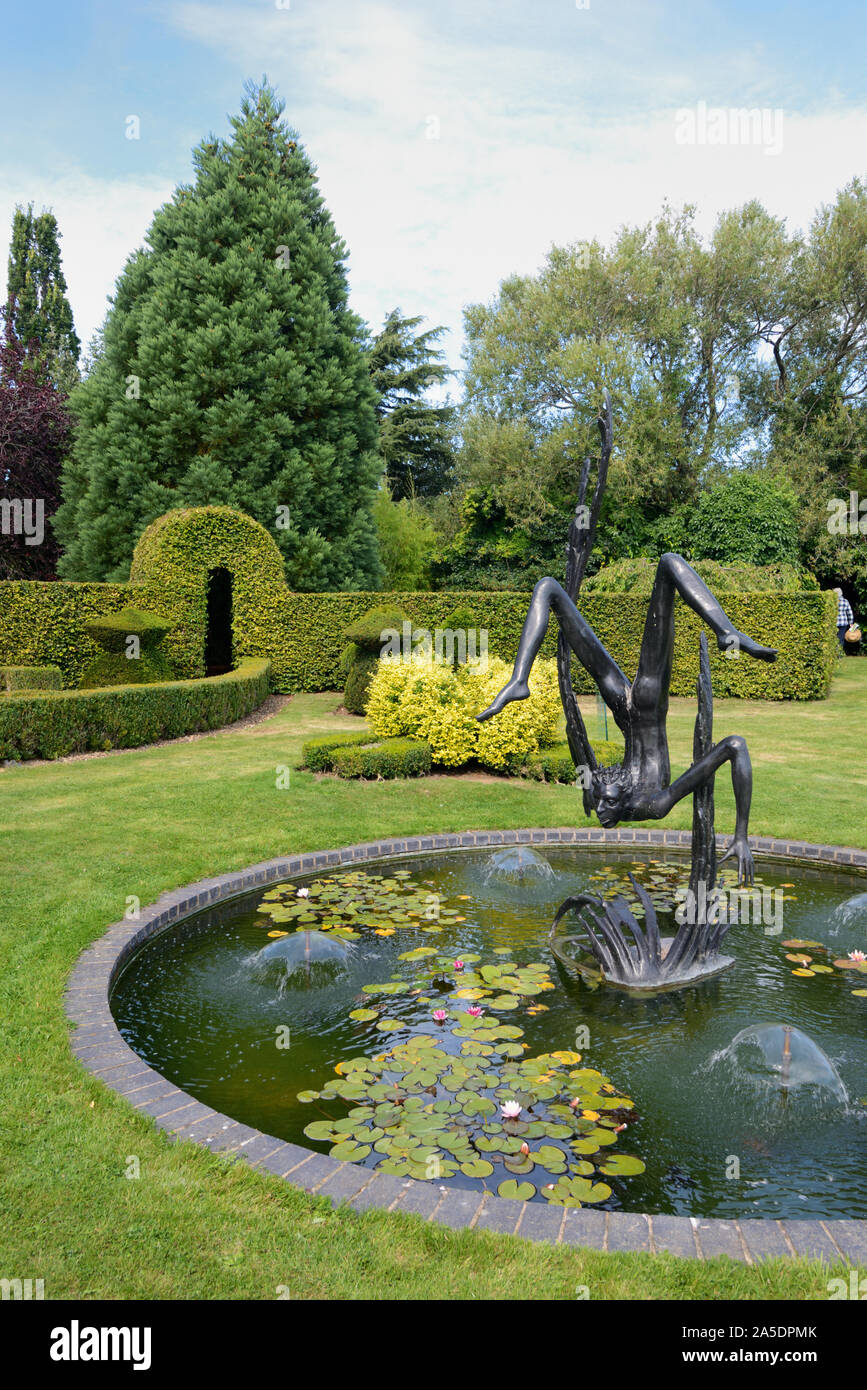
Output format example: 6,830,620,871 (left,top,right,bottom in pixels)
6,205,80,391
369,309,455,499
55,83,382,587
